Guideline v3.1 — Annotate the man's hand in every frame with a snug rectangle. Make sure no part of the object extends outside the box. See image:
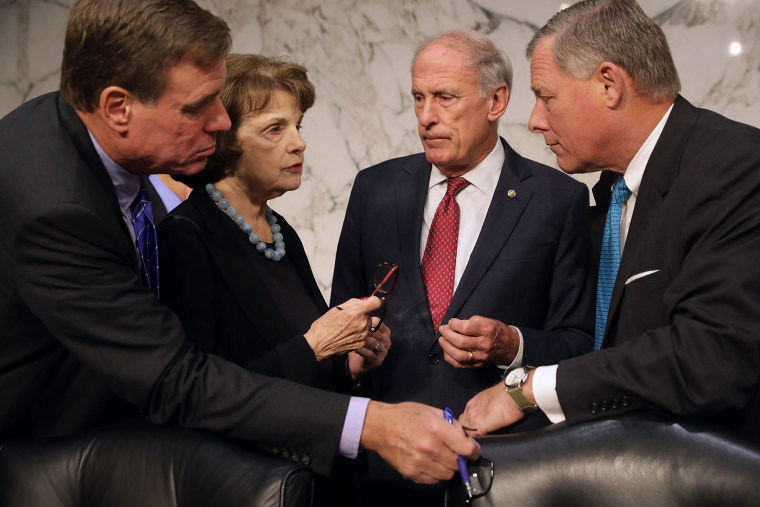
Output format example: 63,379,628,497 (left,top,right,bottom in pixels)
348,319,391,381
459,376,531,436
360,401,480,484
438,316,519,368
